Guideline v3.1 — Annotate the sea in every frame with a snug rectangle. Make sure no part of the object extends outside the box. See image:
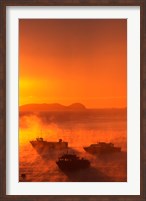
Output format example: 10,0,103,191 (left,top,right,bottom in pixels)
19,108,127,182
